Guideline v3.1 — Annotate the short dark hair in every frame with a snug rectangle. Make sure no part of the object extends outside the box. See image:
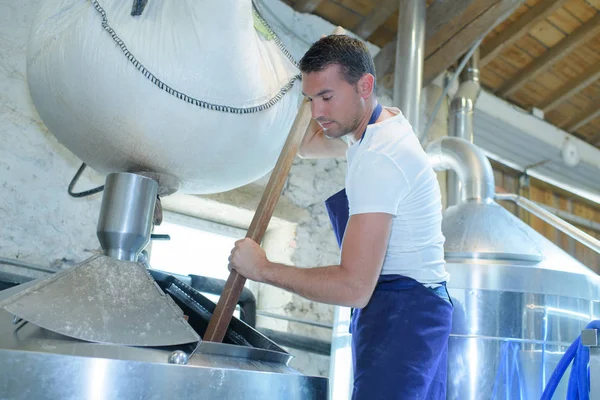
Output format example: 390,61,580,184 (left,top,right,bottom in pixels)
299,35,376,87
